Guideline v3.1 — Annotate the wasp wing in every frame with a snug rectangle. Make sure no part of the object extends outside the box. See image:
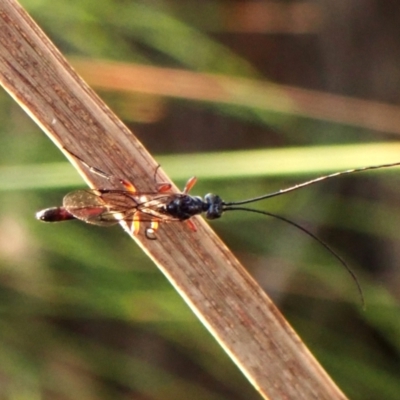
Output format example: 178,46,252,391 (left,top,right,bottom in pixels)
63,189,179,226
